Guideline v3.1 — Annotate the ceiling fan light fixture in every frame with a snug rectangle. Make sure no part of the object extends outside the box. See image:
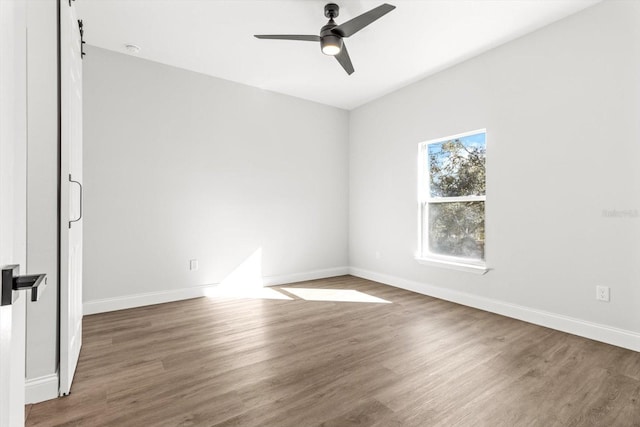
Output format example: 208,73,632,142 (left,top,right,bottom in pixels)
321,35,342,56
